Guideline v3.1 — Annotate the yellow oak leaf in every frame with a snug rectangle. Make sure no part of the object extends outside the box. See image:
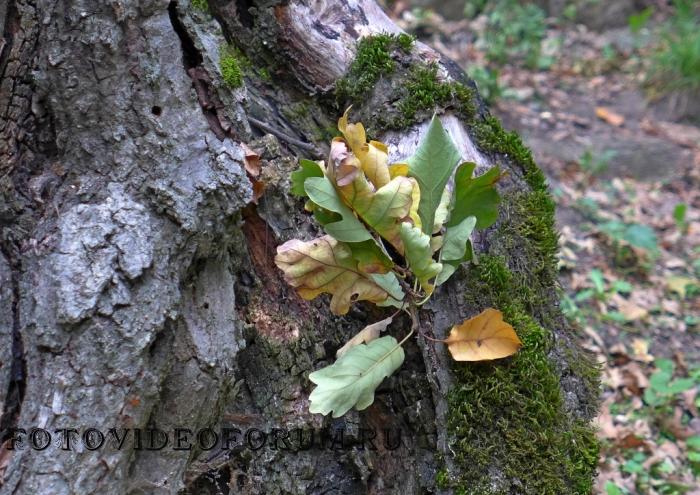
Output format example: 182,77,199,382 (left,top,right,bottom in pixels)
444,309,522,361
274,235,403,315
388,163,409,179
338,108,391,188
